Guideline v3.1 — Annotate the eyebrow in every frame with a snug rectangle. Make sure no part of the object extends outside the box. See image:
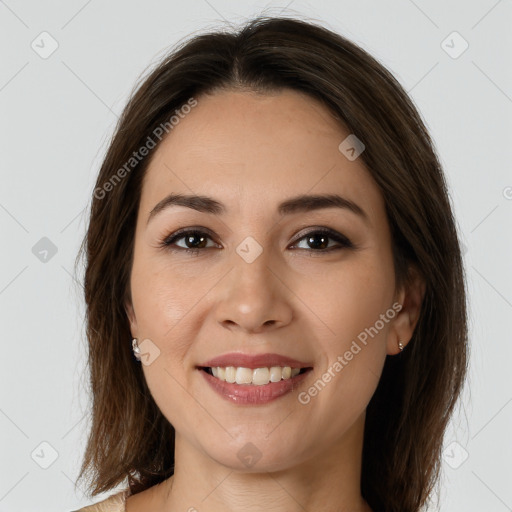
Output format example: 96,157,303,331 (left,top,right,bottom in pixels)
147,192,370,225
